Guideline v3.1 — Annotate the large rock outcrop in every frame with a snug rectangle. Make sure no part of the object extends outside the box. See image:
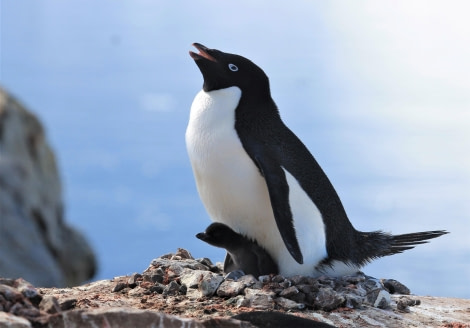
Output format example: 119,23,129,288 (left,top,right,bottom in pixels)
0,86,96,287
